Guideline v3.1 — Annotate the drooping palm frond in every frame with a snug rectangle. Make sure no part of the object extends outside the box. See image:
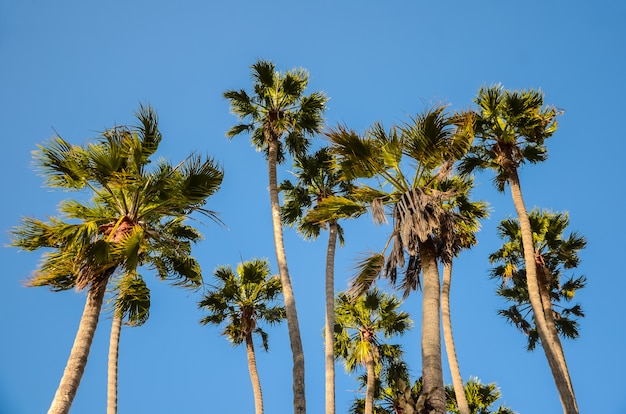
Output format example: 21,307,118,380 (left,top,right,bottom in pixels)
111,272,151,327
348,253,386,299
